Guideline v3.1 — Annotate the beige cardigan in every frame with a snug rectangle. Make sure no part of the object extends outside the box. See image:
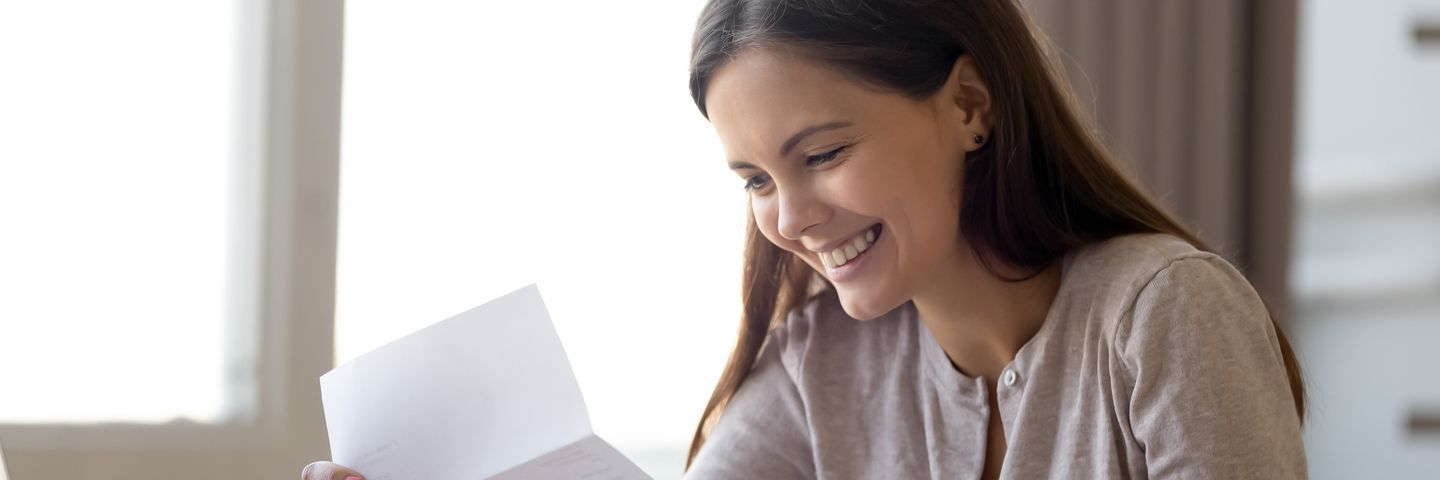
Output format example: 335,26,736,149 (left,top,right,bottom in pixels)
685,233,1306,479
